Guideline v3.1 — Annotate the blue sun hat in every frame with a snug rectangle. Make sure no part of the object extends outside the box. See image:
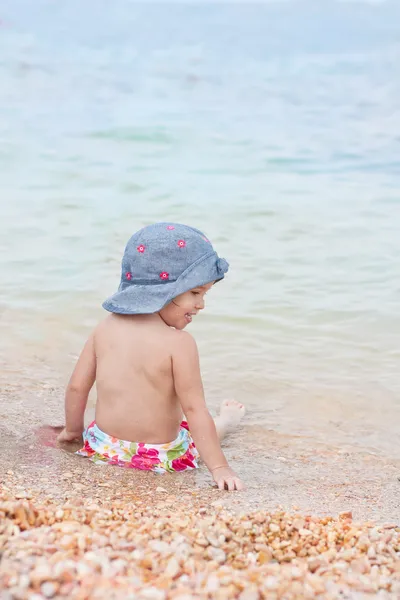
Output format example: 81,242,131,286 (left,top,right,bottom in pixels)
103,223,229,315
